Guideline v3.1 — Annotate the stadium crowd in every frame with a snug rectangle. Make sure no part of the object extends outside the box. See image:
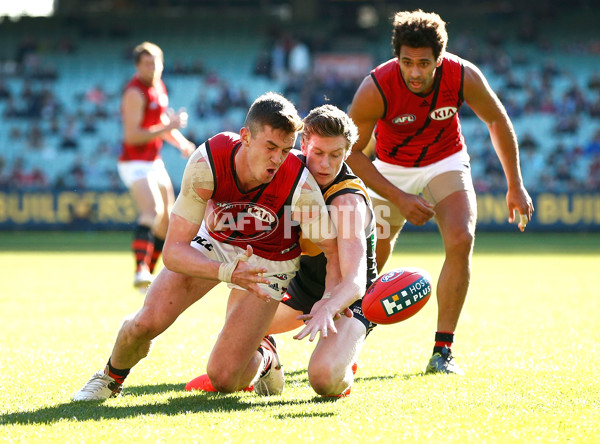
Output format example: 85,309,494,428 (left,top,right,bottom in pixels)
0,13,599,194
